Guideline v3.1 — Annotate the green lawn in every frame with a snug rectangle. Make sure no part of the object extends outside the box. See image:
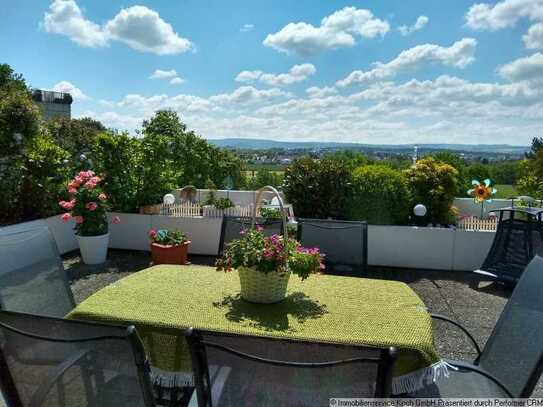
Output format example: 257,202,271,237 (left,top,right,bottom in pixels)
493,184,518,199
